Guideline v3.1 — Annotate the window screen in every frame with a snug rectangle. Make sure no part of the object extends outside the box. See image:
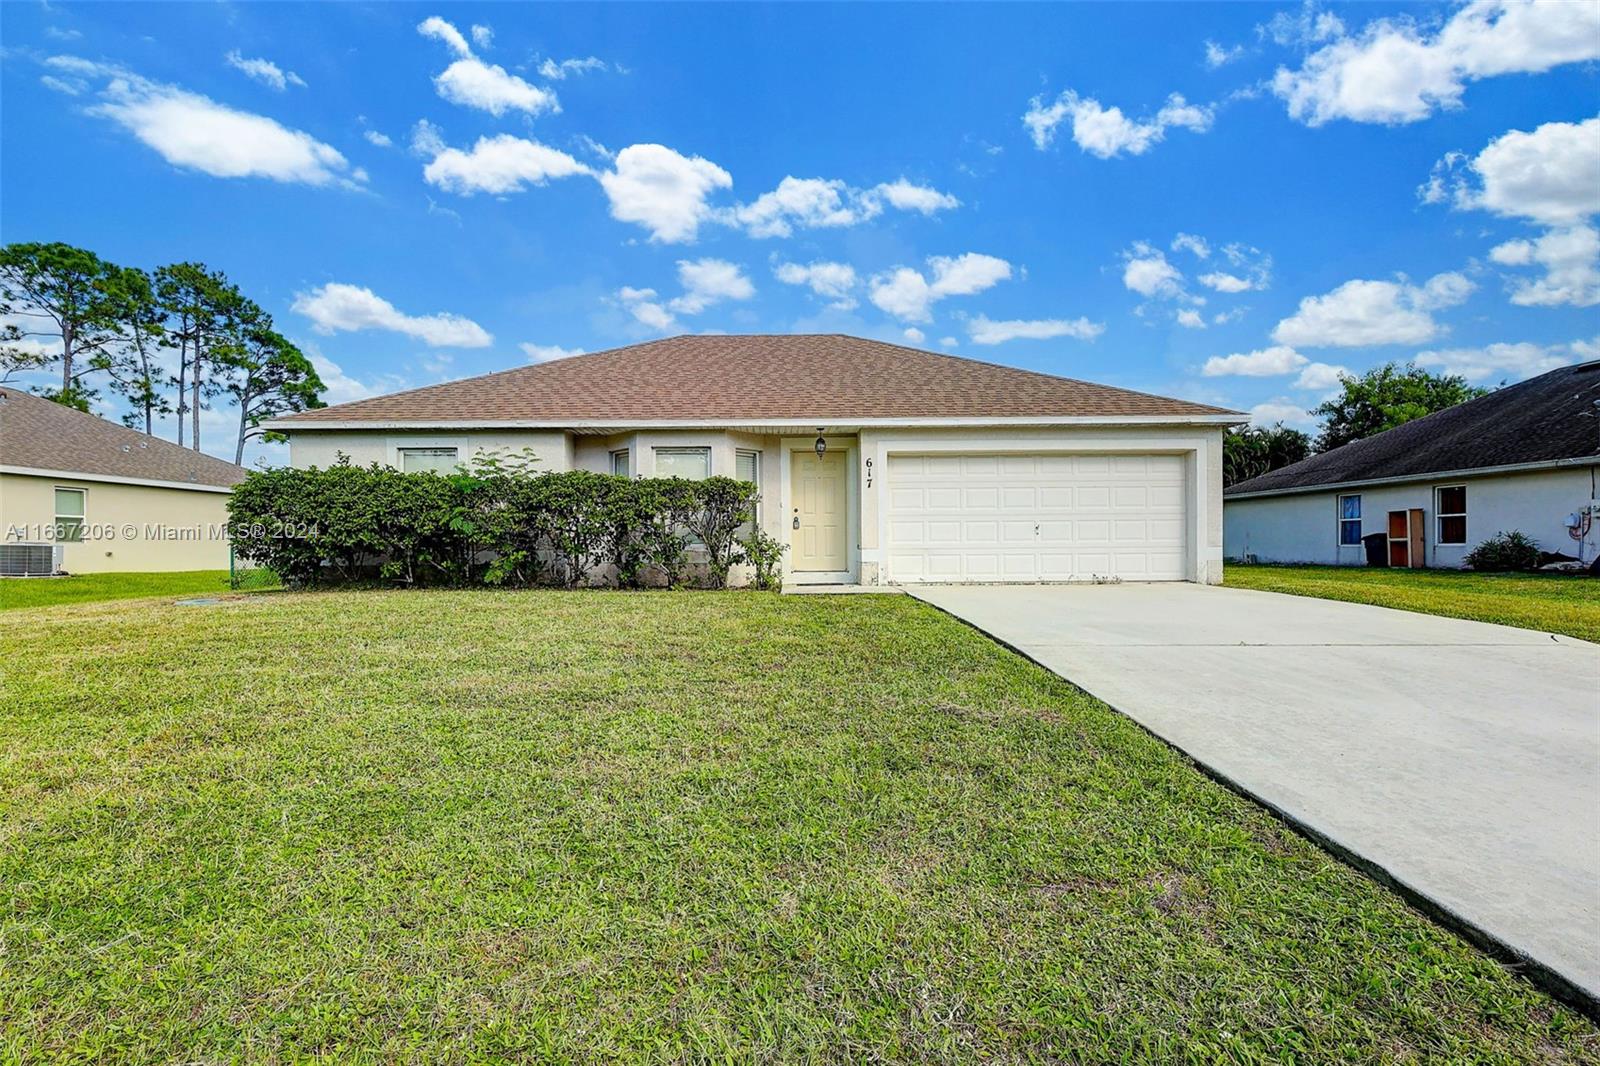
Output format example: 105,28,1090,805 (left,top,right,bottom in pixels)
654,447,710,479
398,447,460,474
54,488,85,542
